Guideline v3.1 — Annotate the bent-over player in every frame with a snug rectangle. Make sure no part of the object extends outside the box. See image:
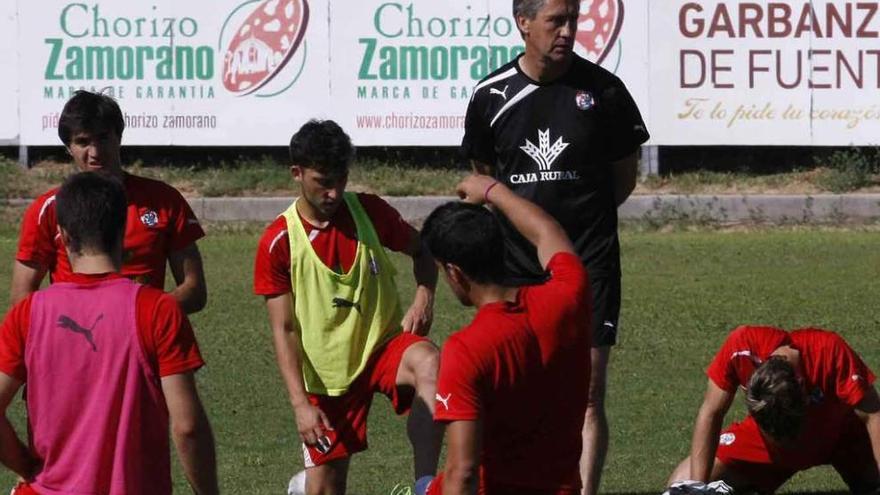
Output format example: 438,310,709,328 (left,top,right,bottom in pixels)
666,325,880,494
